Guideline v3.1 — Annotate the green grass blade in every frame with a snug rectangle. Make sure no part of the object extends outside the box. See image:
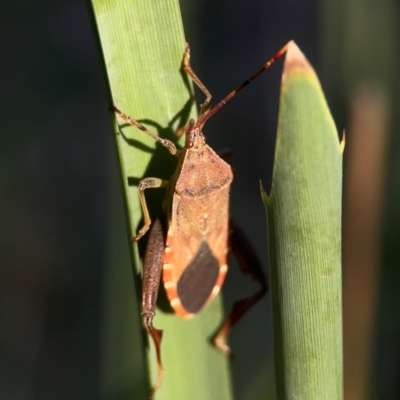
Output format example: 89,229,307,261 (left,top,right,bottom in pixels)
262,42,343,399
87,1,233,399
